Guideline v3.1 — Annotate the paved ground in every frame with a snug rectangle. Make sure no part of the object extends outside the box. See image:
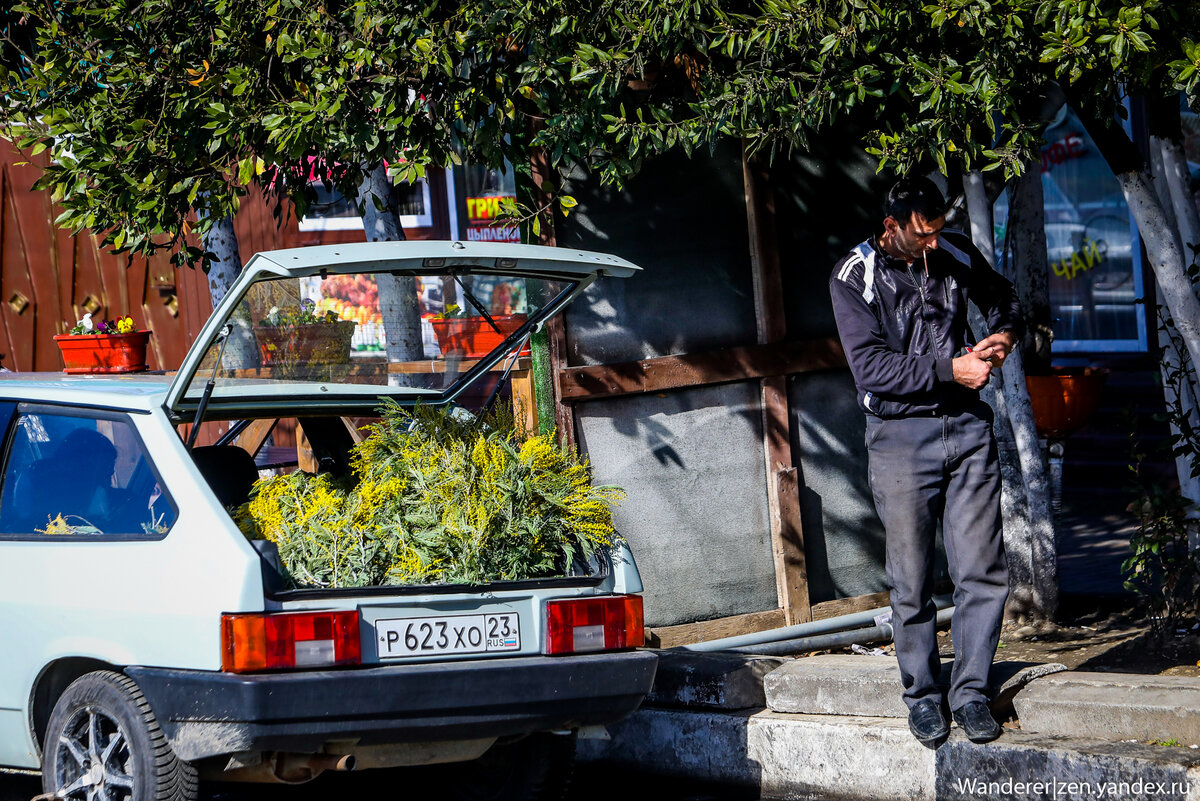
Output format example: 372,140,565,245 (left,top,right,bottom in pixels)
1056,491,1136,597
0,764,761,801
